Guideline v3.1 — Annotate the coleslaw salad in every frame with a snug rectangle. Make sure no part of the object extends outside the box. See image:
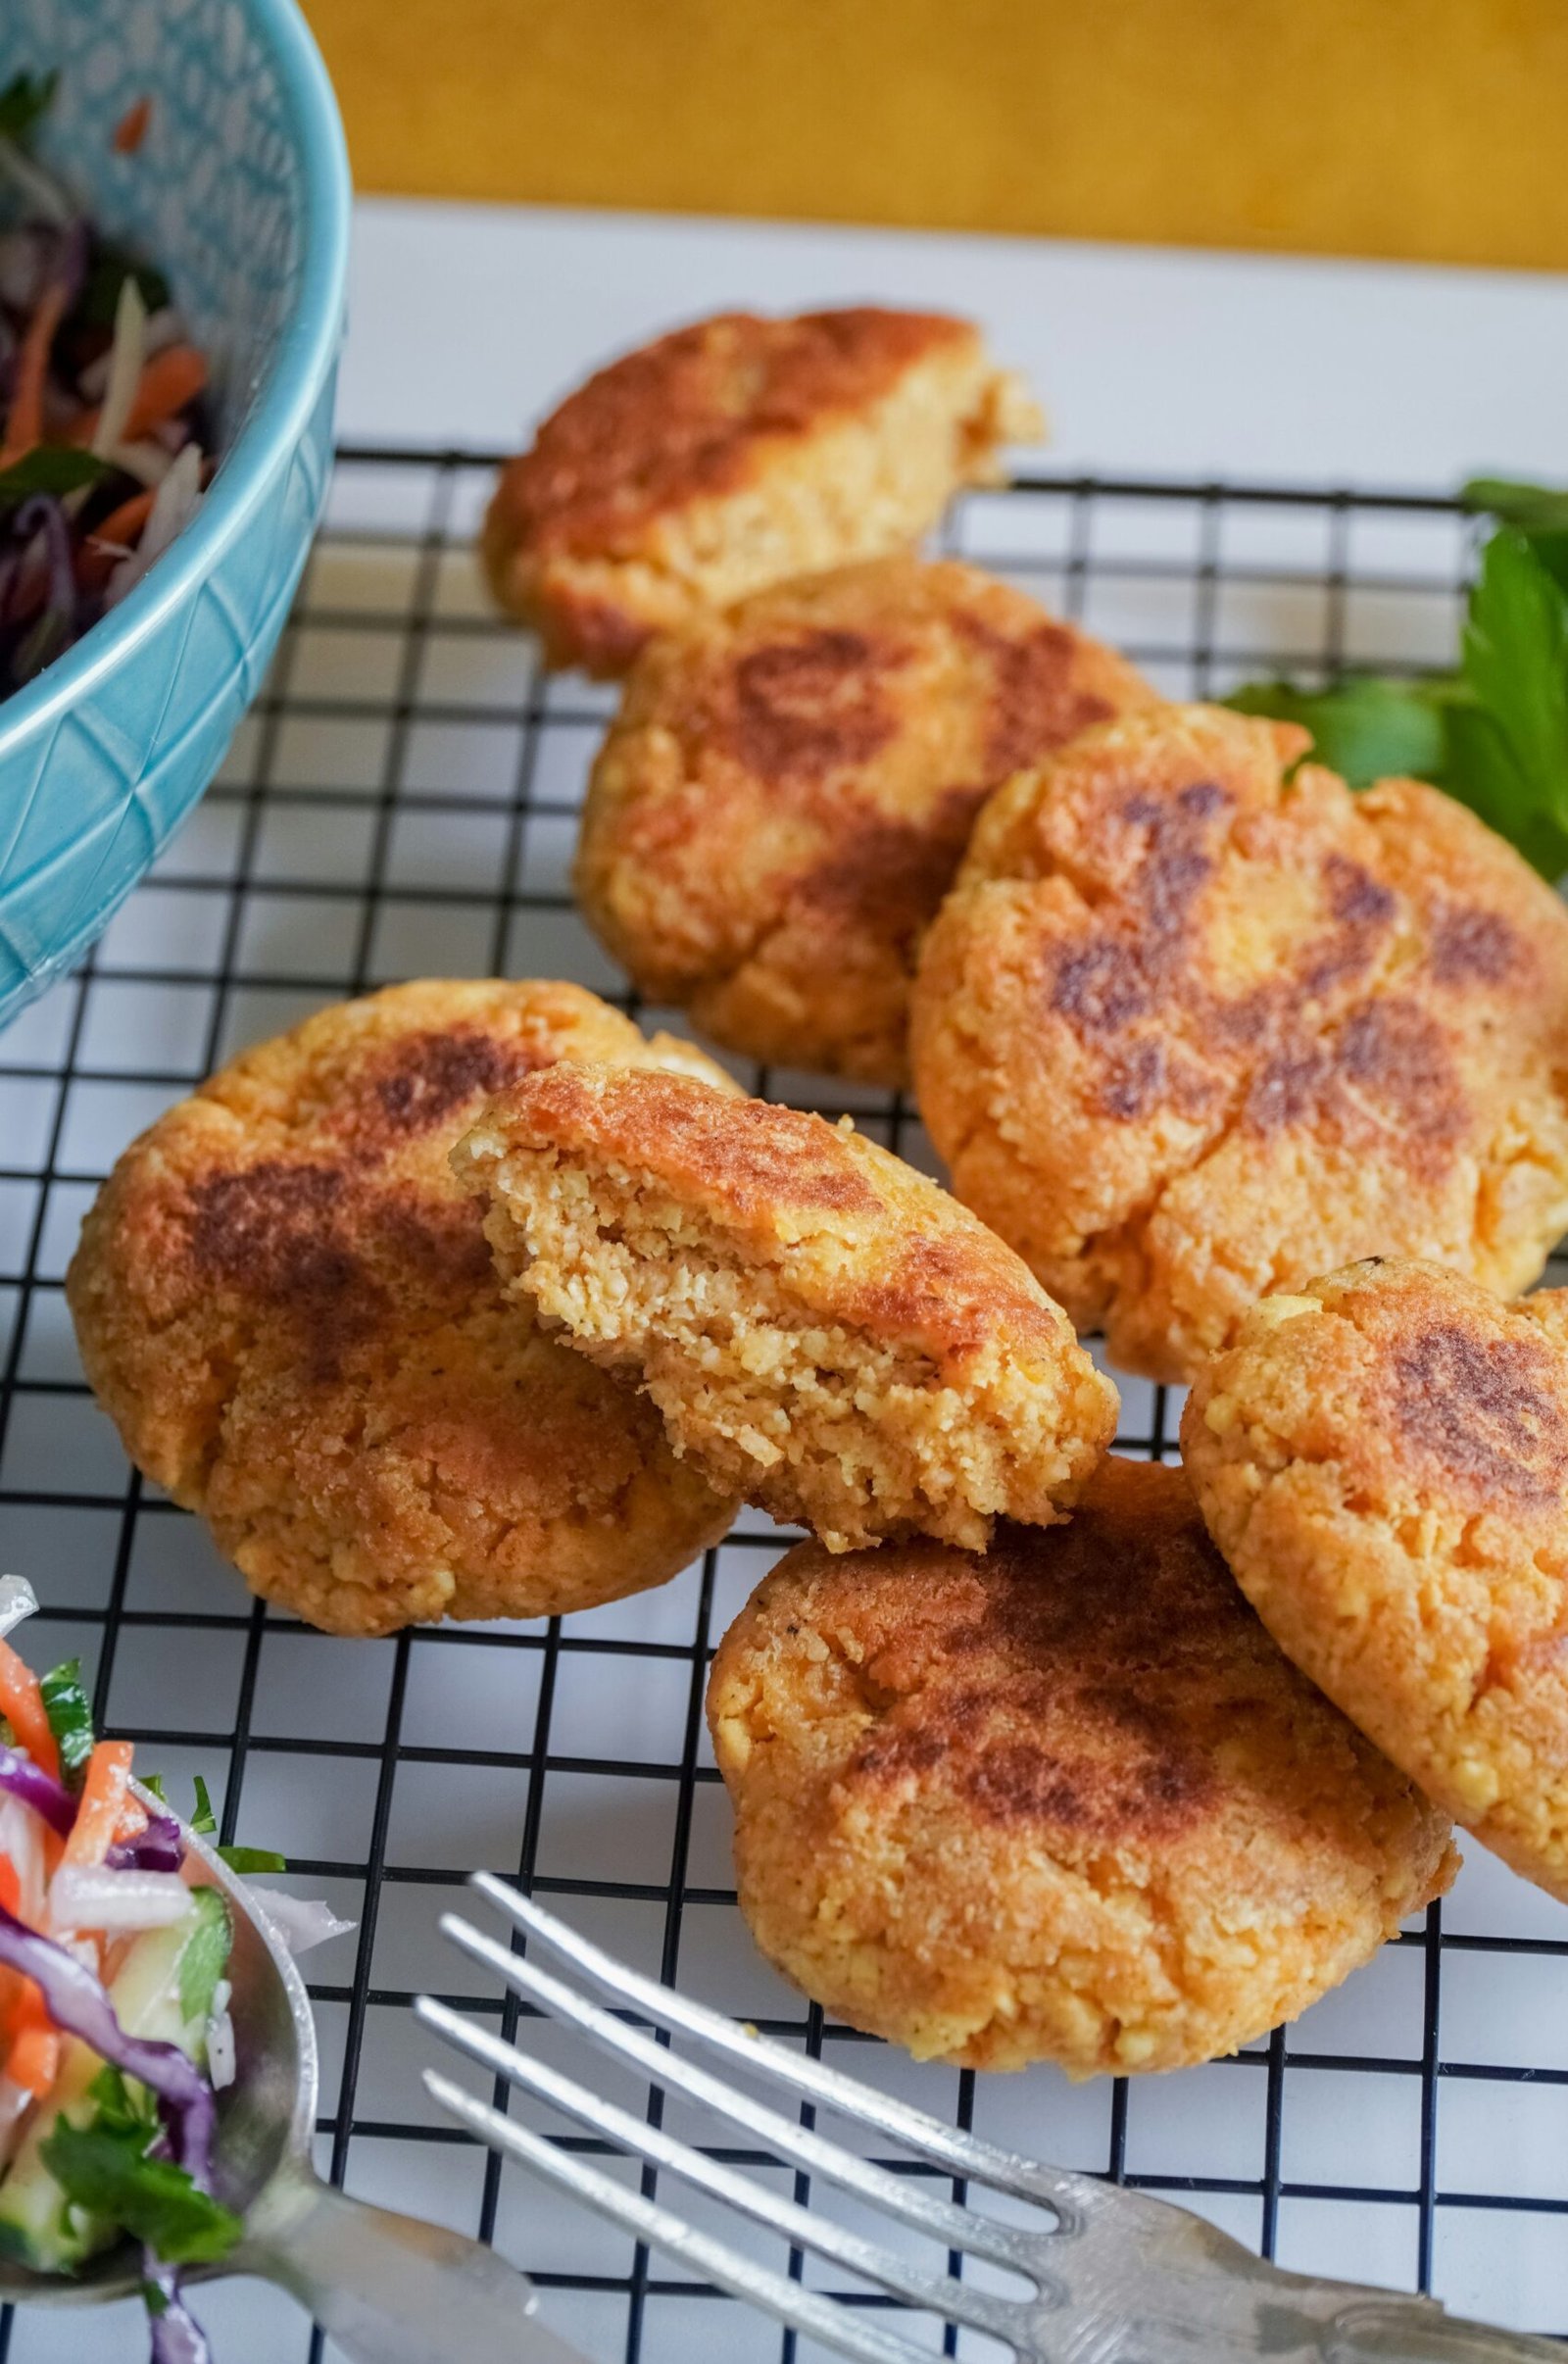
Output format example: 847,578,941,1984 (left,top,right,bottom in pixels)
0,71,210,700
0,1576,350,2363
